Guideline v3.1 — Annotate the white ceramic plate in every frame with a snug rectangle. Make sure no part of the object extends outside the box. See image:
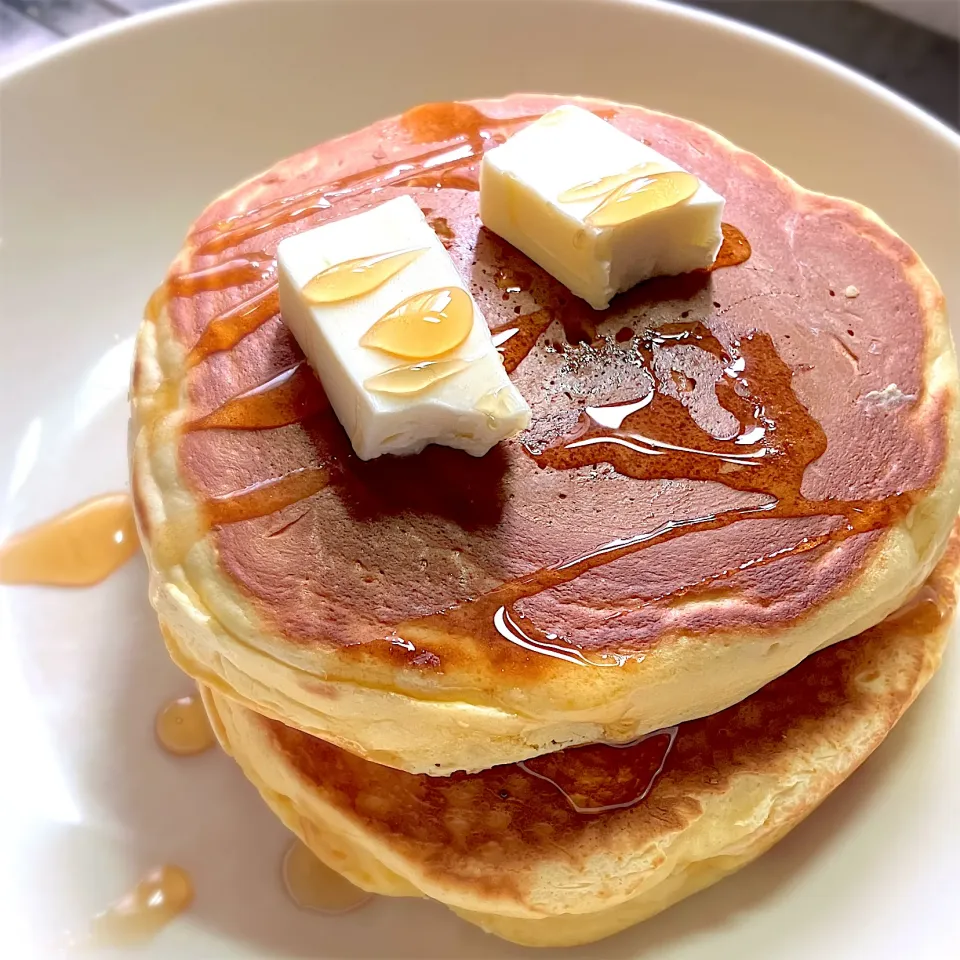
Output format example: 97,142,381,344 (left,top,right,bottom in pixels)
1,1,958,957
